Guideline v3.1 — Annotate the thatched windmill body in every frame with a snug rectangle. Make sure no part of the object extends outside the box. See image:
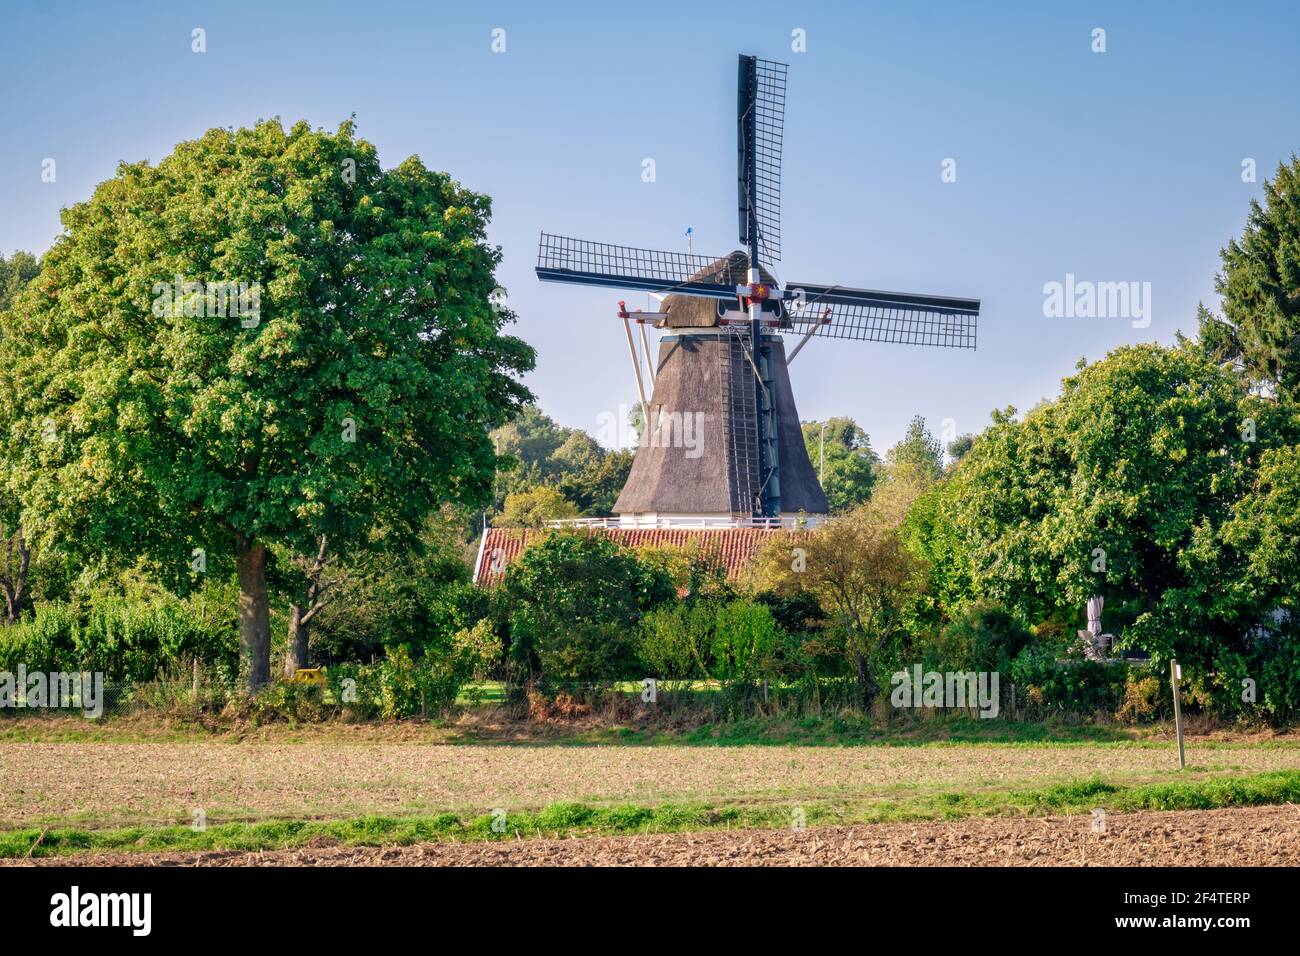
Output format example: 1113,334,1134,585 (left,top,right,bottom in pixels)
536,55,980,528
